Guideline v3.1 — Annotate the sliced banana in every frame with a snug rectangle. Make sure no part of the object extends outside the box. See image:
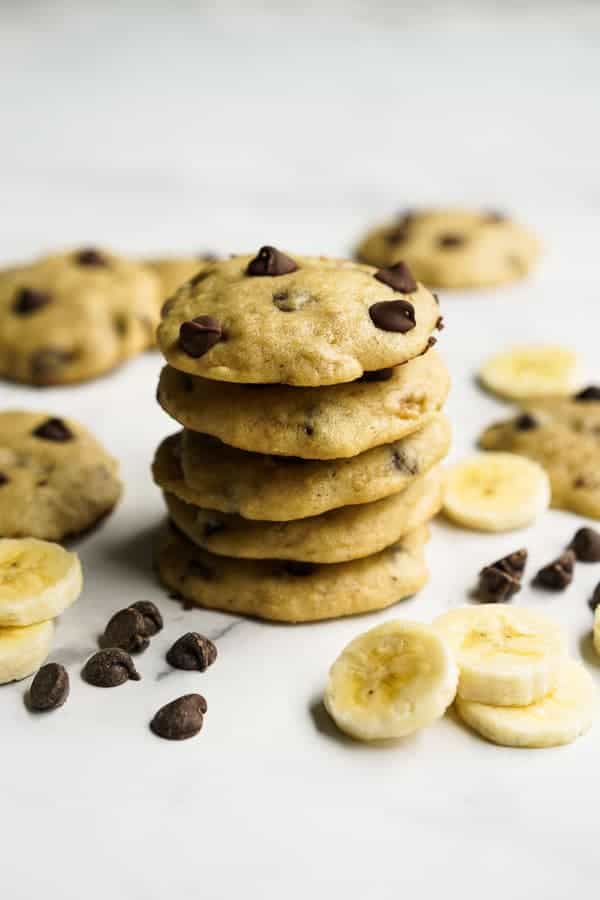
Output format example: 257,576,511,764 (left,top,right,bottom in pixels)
479,345,583,400
0,620,54,684
324,620,458,741
456,660,597,748
0,538,82,627
594,606,600,658
443,452,550,532
433,605,567,706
